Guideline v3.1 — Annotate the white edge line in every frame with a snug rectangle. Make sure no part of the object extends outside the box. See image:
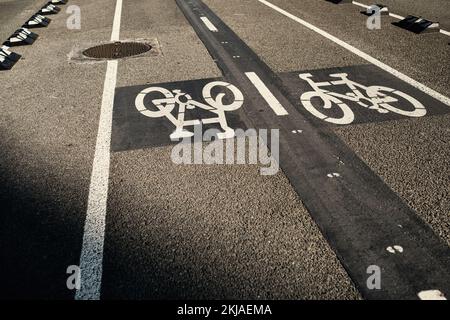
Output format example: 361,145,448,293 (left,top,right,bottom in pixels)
258,0,450,107
75,0,122,300
200,16,219,32
110,0,122,41
245,72,289,116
